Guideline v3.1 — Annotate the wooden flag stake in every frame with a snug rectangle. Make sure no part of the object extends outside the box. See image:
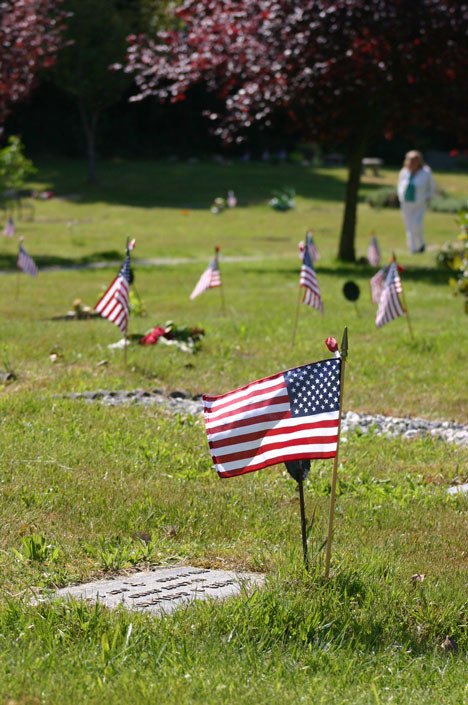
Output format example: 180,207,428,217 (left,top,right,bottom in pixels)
292,286,302,347
324,327,348,579
392,252,414,340
298,472,309,570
